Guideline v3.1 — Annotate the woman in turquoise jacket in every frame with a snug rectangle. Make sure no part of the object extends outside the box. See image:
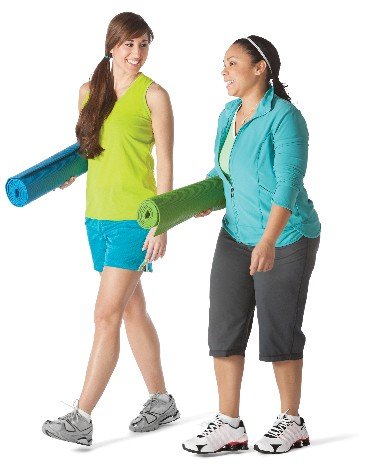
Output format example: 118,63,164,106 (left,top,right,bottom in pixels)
182,35,321,455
